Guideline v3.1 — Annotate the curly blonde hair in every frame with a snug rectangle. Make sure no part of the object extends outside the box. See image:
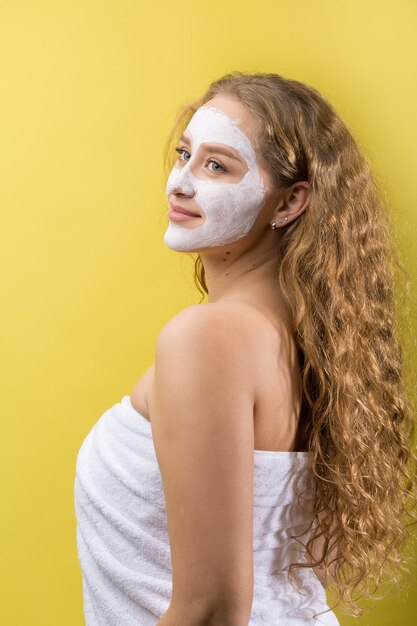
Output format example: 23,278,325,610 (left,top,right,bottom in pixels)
162,71,417,618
